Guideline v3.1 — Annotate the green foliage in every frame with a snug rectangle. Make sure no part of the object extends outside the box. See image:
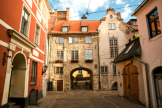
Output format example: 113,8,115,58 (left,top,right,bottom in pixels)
133,35,139,40
129,39,131,42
